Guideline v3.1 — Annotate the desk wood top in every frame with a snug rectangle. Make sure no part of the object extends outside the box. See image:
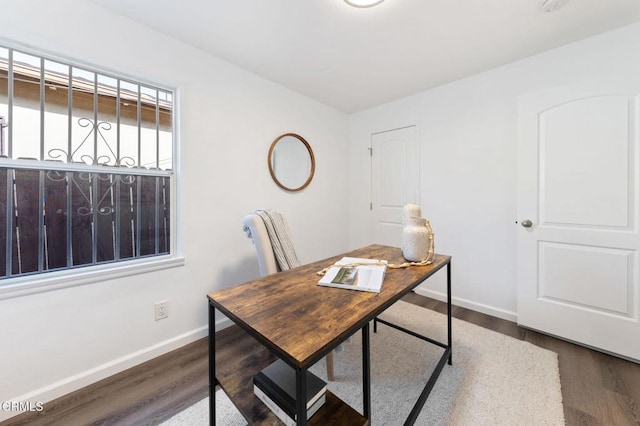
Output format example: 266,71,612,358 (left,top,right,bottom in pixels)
208,244,450,368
